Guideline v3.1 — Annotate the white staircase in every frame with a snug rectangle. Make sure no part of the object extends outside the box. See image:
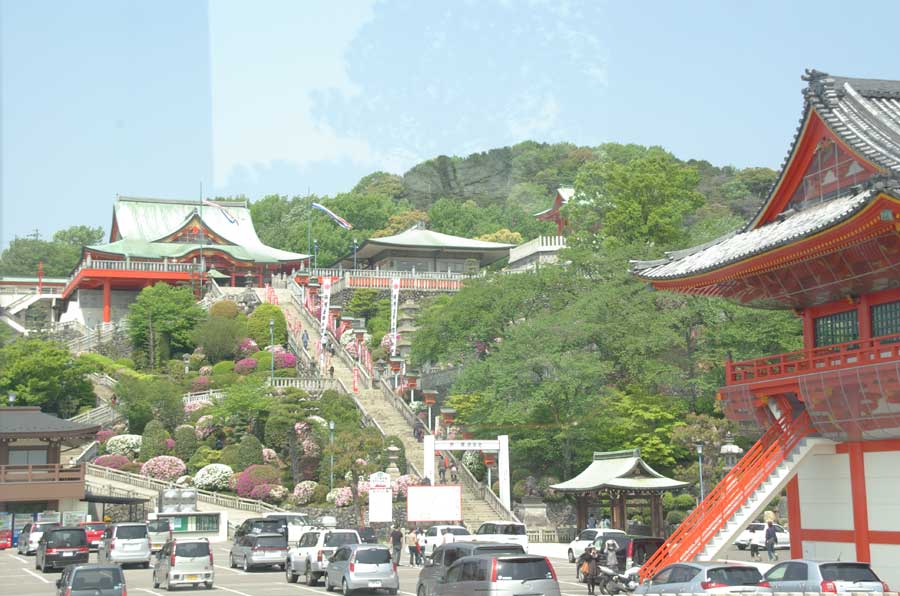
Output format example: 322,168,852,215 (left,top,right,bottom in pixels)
0,314,26,334
698,435,835,560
